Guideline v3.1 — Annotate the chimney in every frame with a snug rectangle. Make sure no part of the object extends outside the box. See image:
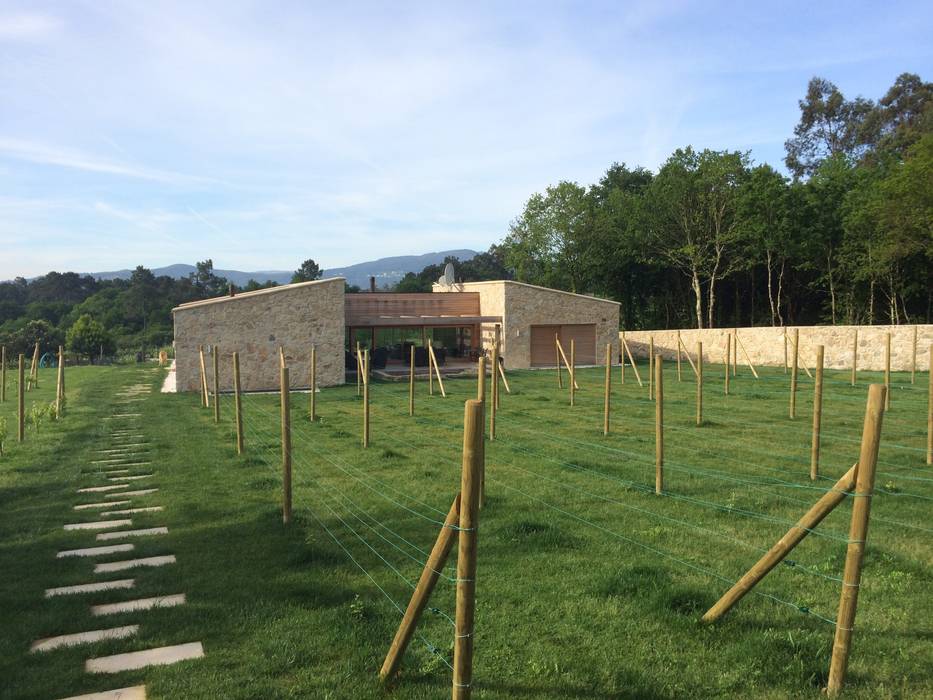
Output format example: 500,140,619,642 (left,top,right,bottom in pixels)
369,276,376,292
228,283,236,297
